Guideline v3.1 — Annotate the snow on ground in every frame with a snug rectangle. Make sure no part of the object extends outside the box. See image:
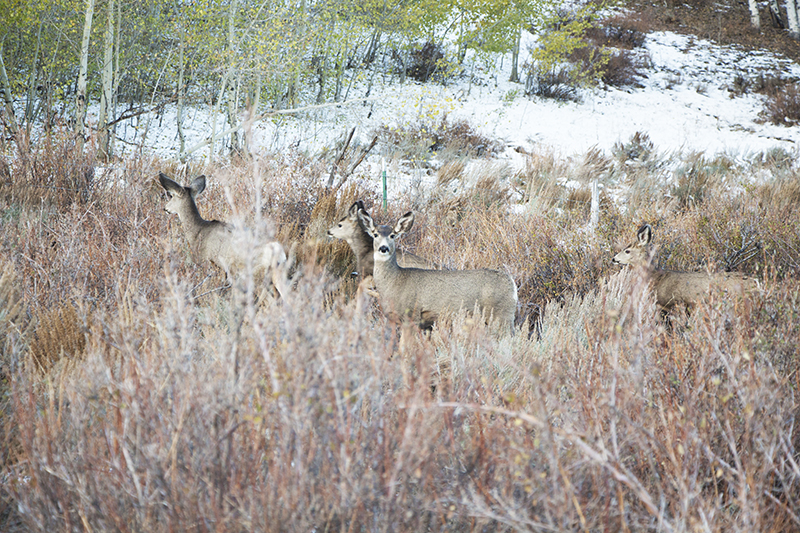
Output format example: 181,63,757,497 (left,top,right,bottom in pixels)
105,31,800,178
